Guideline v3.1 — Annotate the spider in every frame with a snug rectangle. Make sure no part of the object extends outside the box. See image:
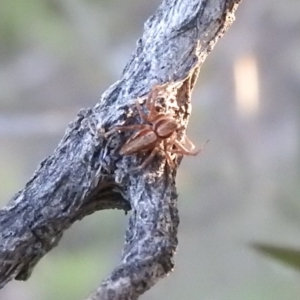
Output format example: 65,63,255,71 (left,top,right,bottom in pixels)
104,86,201,170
